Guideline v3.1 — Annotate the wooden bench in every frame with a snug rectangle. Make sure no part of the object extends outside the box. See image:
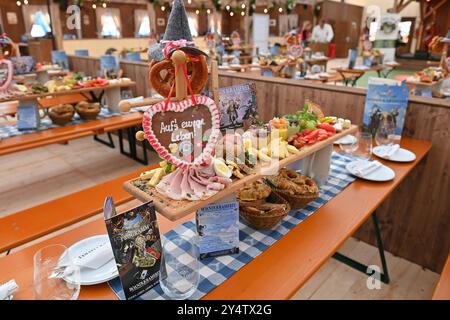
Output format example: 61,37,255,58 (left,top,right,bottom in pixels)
433,254,450,300
0,165,155,254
